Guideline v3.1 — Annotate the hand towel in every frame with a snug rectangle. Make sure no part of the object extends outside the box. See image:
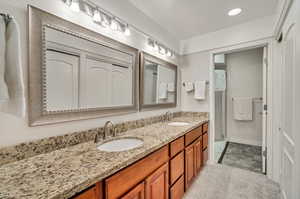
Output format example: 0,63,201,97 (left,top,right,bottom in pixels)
0,17,9,103
233,97,253,121
184,82,194,92
194,81,206,100
0,18,25,117
158,82,168,99
215,70,226,91
167,82,175,92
